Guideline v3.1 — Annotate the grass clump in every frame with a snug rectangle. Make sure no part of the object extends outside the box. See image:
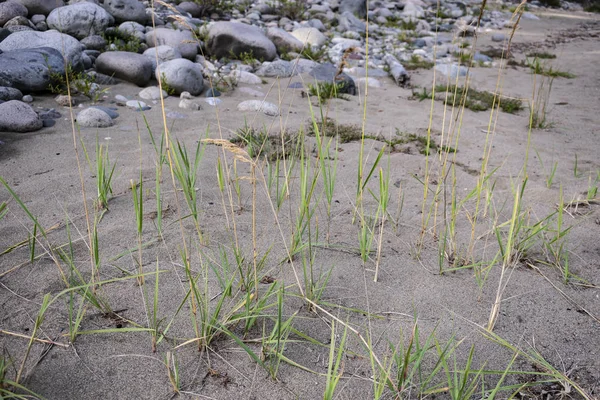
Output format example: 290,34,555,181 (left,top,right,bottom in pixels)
268,0,307,20
231,123,301,160
403,54,434,70
47,63,105,101
307,81,350,103
526,51,556,59
527,58,576,79
400,18,417,30
435,84,523,114
103,28,143,53
306,117,370,144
